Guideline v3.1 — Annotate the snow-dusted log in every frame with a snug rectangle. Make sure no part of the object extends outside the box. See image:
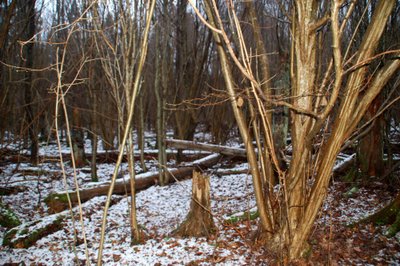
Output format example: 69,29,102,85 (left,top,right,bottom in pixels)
213,154,357,177
166,138,247,157
45,154,222,213
333,154,356,177
215,168,249,176
3,212,65,248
